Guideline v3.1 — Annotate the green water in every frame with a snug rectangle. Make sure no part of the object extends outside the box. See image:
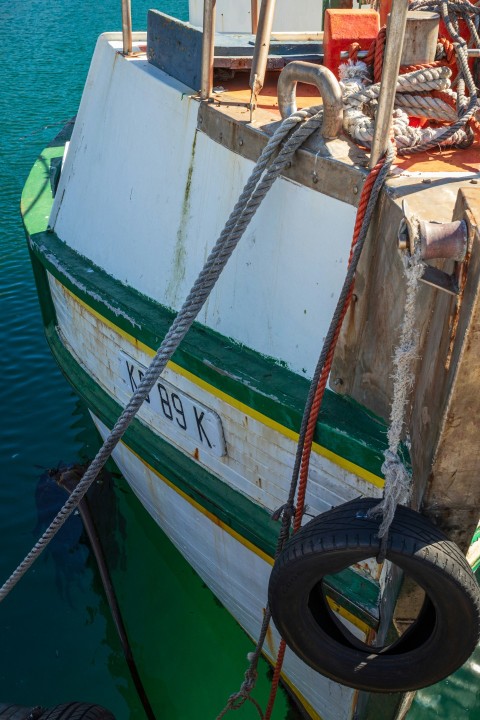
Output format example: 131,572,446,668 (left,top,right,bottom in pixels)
0,1,479,718
0,1,292,717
